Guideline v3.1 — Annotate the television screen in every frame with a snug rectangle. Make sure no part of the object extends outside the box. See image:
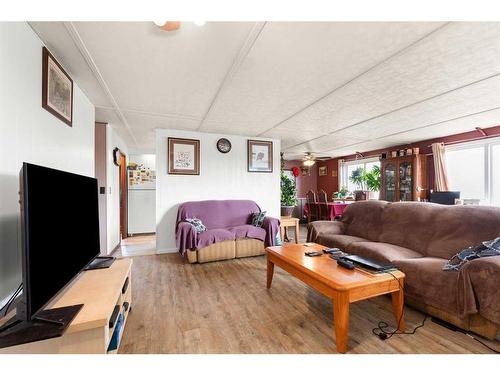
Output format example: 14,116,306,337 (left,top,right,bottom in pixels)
20,163,100,320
